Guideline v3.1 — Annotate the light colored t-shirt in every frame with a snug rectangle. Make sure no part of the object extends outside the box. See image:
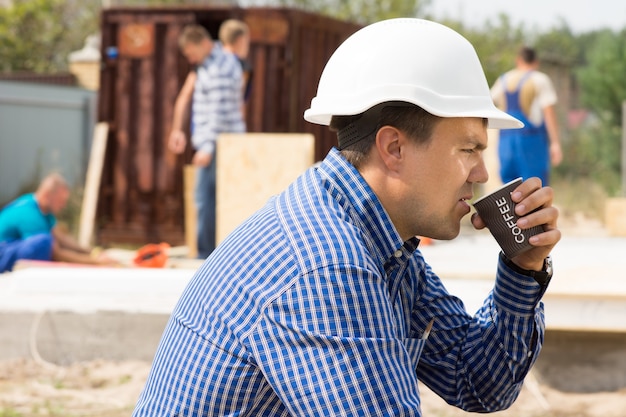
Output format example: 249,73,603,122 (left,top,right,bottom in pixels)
491,69,557,127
